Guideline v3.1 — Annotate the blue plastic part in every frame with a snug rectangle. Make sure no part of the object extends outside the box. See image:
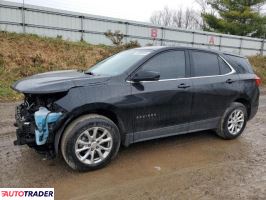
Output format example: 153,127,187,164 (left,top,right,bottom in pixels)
34,107,62,145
